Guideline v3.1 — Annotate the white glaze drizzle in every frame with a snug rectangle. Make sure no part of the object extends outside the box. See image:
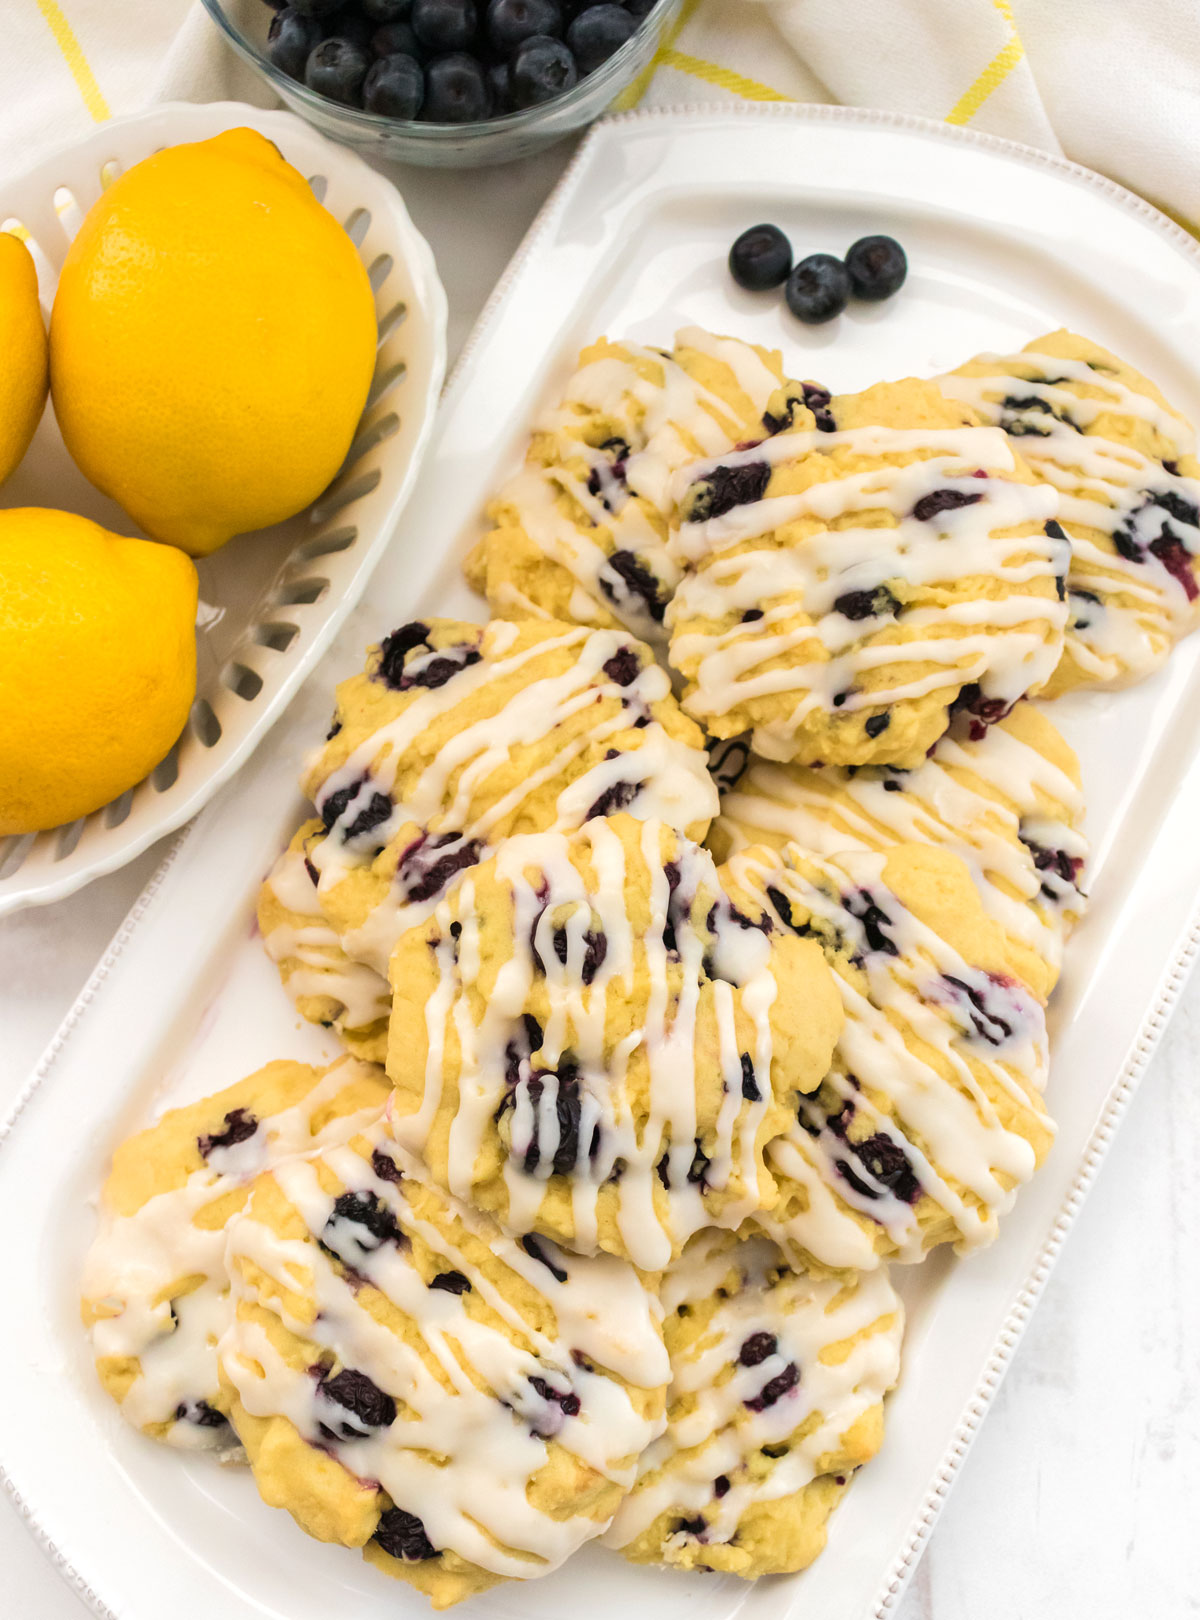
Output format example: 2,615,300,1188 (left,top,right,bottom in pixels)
604,1230,903,1553
938,346,1200,684
727,845,1052,1270
81,1058,387,1448
716,707,1087,981
219,1123,668,1578
393,817,783,1271
261,621,718,1019
665,424,1066,755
